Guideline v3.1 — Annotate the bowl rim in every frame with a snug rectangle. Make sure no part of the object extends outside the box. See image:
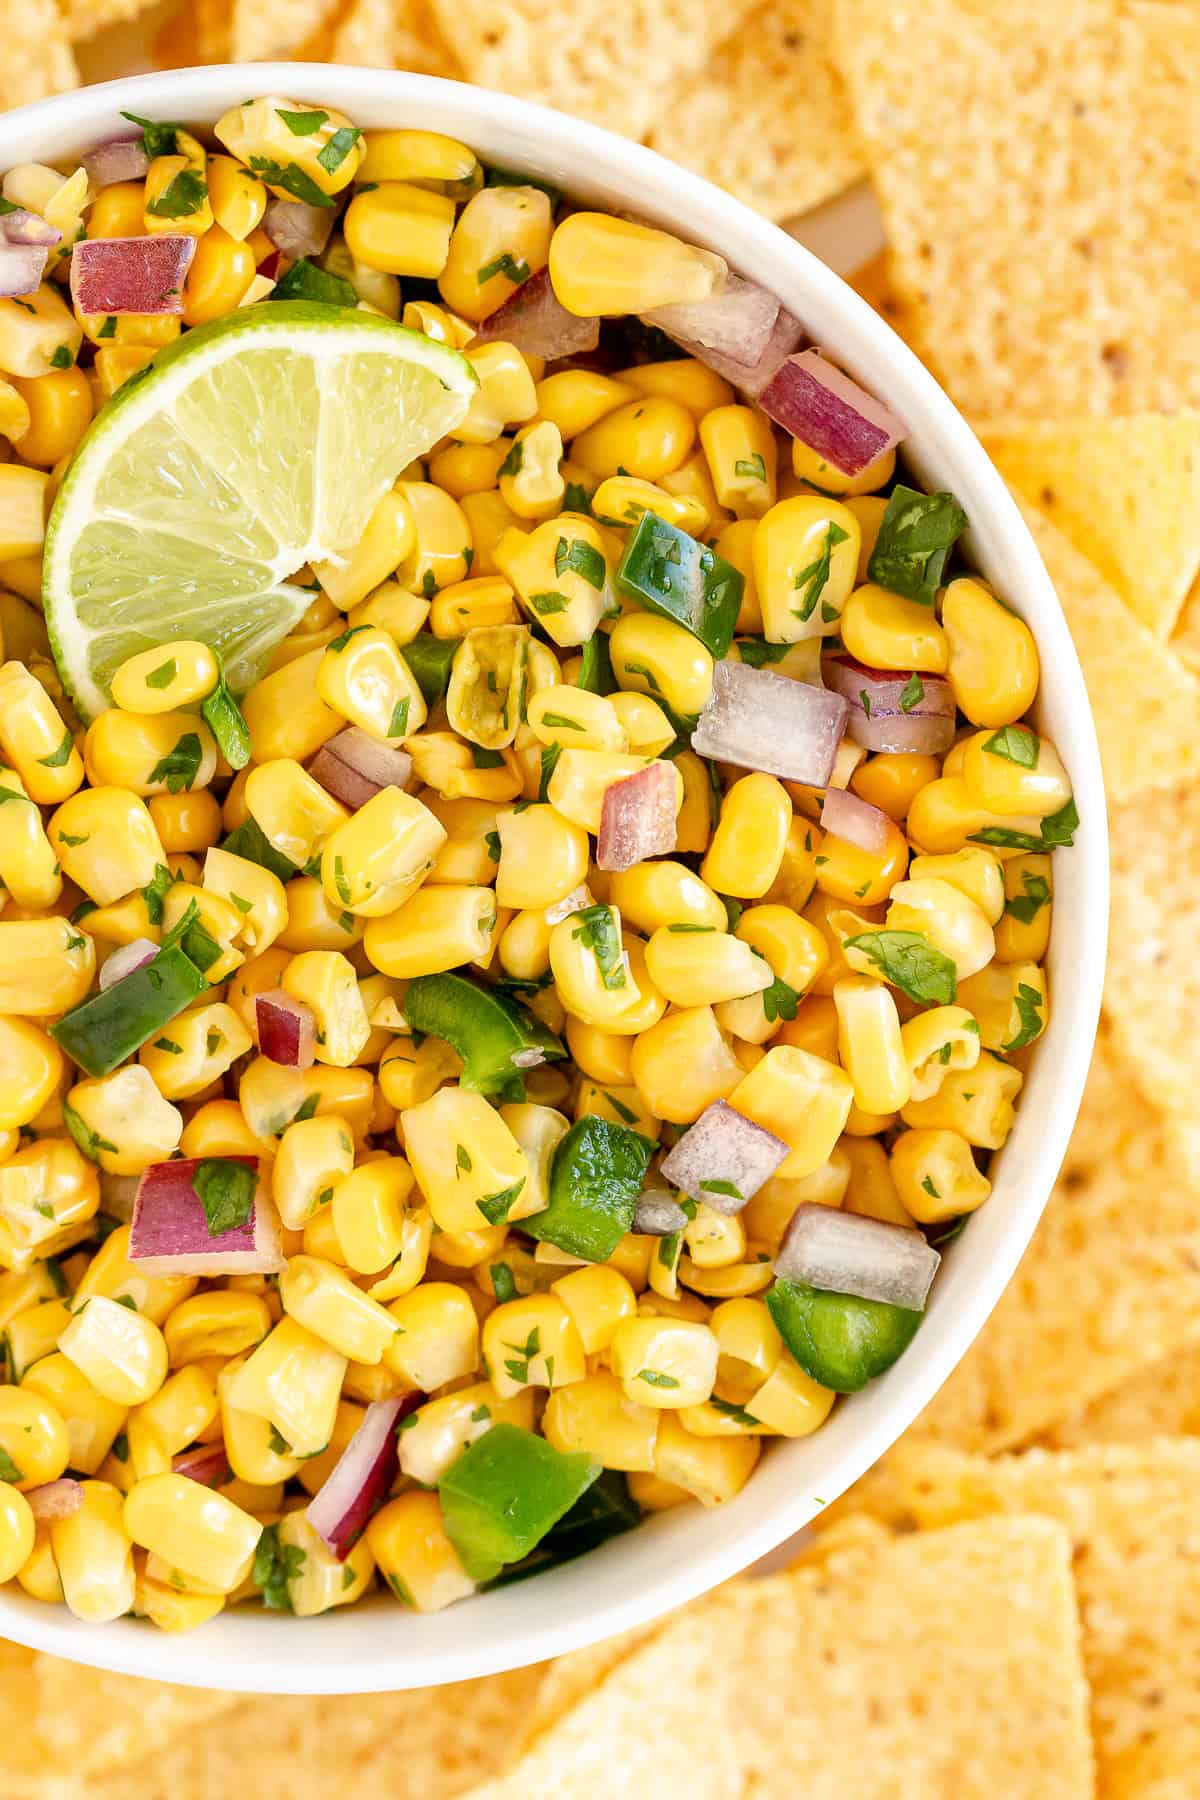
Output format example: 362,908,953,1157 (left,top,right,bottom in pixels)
0,61,1108,1694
